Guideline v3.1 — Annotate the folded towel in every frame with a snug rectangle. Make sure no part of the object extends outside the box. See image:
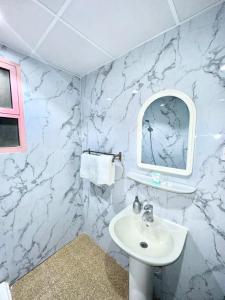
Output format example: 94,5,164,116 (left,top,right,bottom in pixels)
80,153,97,181
0,282,12,300
80,153,115,186
94,154,115,186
